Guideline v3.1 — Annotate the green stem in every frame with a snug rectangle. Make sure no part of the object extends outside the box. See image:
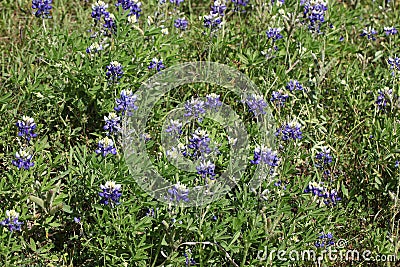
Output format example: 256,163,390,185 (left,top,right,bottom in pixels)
150,234,164,267
5,232,12,264
241,243,249,267
42,18,46,33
